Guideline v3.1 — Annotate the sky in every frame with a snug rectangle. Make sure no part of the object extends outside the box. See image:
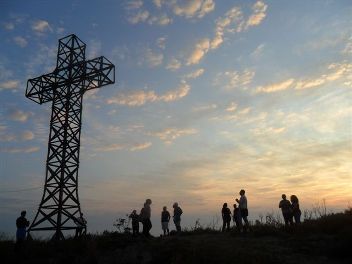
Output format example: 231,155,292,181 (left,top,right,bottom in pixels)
0,0,351,238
